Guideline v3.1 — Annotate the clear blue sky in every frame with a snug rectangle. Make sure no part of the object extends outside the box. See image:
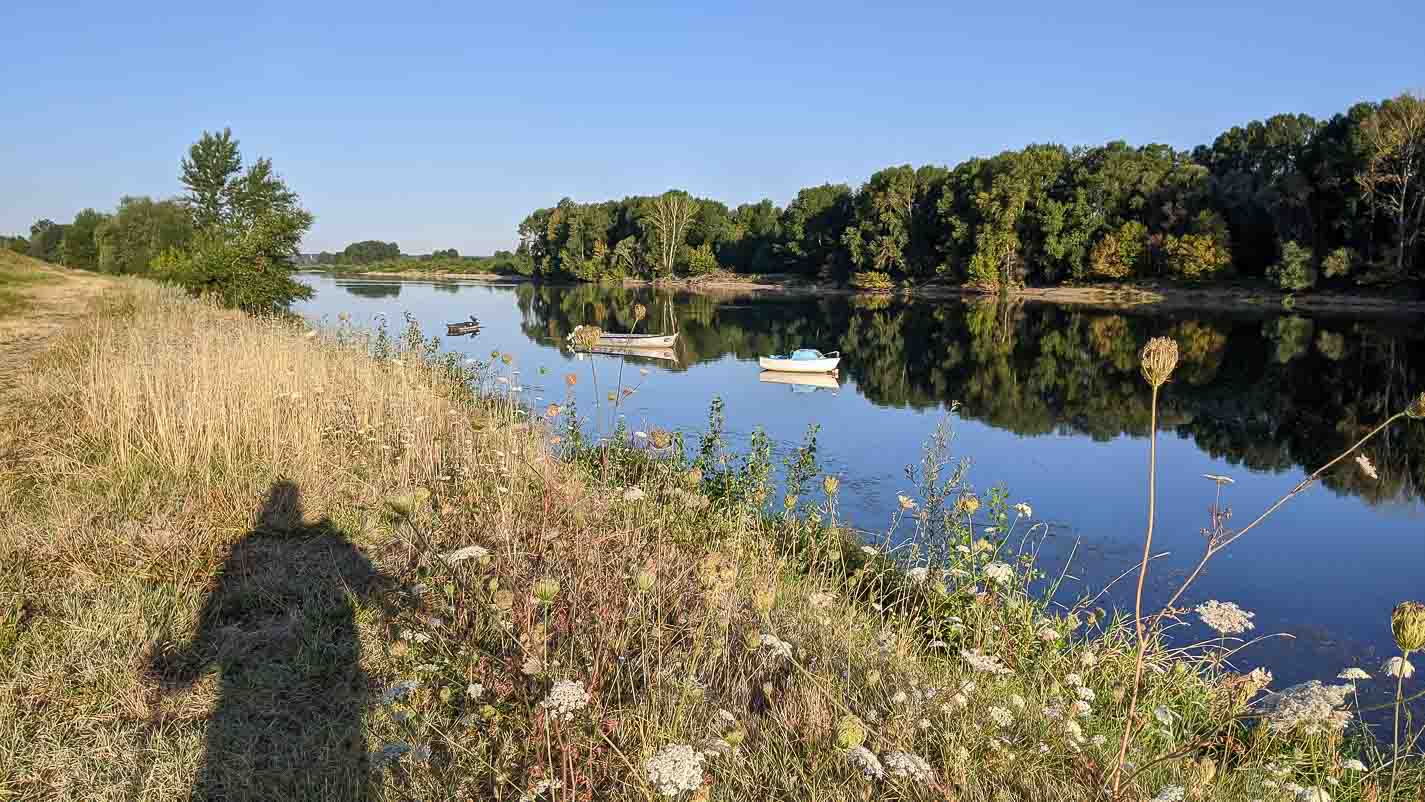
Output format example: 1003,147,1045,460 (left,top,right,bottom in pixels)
2,0,1421,254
